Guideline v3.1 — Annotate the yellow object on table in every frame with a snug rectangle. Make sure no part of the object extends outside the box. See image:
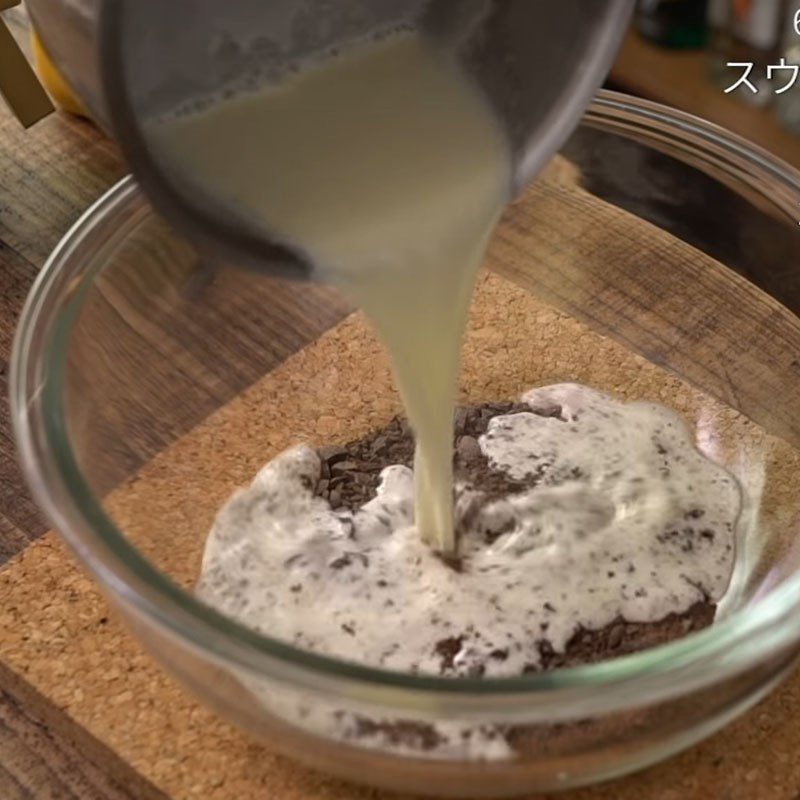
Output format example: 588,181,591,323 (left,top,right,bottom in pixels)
30,28,86,117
